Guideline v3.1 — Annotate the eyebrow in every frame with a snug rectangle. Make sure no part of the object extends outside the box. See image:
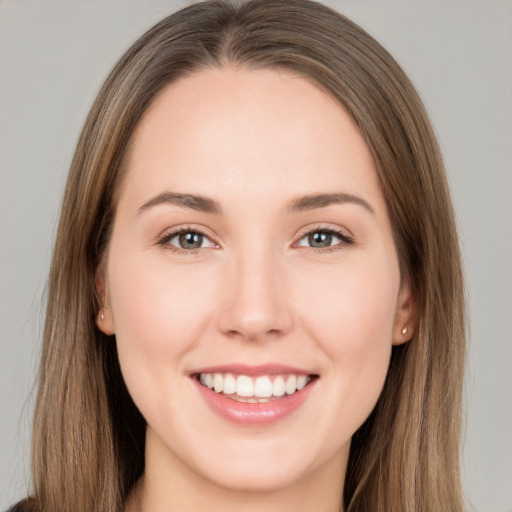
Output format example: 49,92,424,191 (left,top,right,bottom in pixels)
137,192,222,215
137,191,374,216
287,192,374,214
